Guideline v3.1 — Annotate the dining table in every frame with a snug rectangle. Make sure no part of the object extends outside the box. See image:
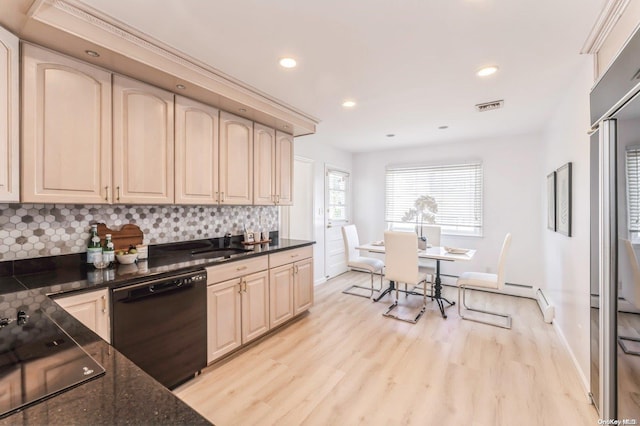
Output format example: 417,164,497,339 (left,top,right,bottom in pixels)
356,243,476,318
